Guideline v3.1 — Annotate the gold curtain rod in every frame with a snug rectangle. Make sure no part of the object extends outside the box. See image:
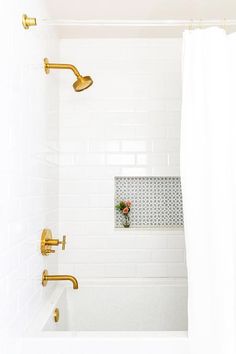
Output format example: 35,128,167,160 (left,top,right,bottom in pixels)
39,19,236,27
22,15,236,29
